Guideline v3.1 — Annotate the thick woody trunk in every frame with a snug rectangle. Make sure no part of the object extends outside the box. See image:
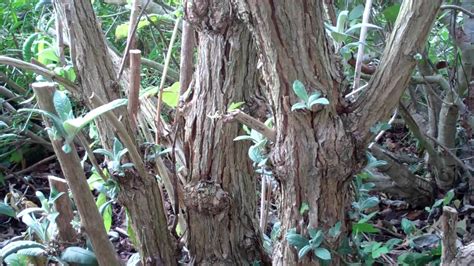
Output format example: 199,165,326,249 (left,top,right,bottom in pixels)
236,2,355,264
182,1,265,264
54,1,175,264
234,0,442,264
